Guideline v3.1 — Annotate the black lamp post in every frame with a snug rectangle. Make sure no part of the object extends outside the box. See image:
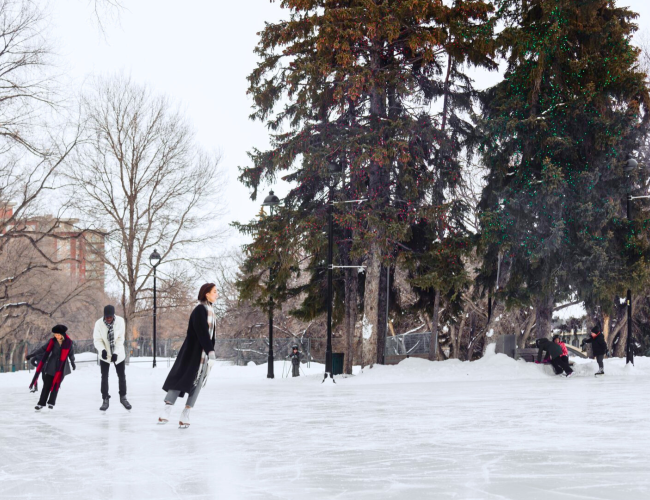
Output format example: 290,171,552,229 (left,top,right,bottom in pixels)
262,190,281,379
149,249,161,368
622,157,650,365
324,161,344,381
